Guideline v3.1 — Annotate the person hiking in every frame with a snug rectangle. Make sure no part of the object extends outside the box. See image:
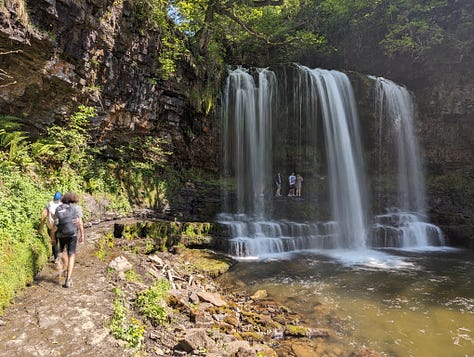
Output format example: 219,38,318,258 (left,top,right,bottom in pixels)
55,191,84,288
38,191,62,262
